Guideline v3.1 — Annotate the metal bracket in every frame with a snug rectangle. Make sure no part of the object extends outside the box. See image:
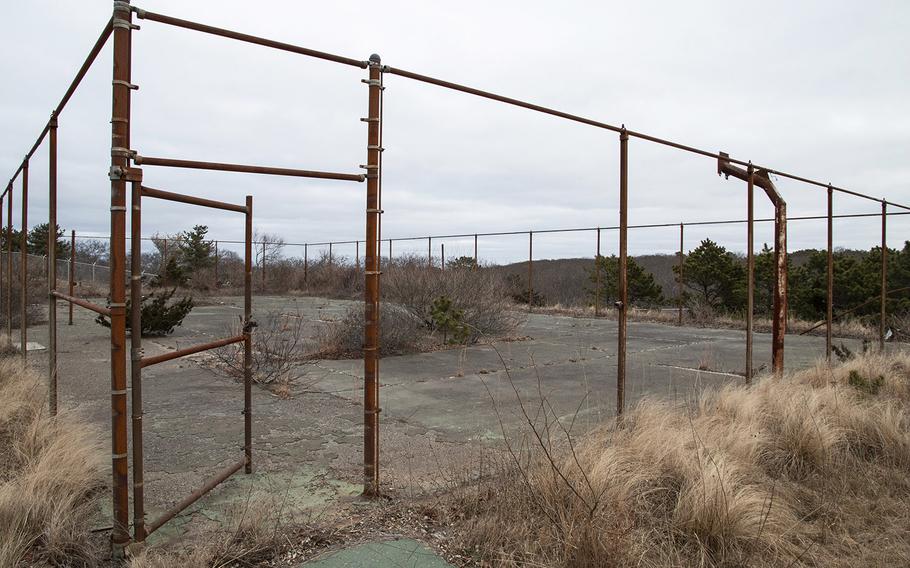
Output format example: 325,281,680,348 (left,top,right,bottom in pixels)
365,270,383,275
134,7,147,18
111,147,137,159
364,408,383,415
109,166,143,182
130,348,144,361
112,452,128,459
110,117,129,124
109,302,127,308
109,205,127,212
360,117,379,123
112,19,140,31
366,208,384,214
361,79,385,89
243,319,259,334
359,164,379,169
367,145,385,152
112,80,139,90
